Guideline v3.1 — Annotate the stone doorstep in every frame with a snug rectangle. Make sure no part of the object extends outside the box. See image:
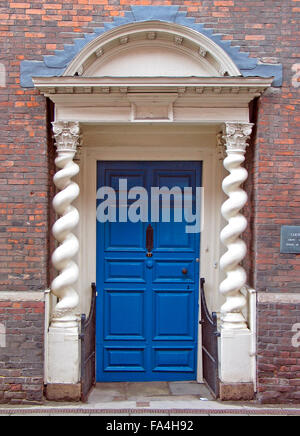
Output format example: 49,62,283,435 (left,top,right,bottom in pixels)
87,381,214,403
